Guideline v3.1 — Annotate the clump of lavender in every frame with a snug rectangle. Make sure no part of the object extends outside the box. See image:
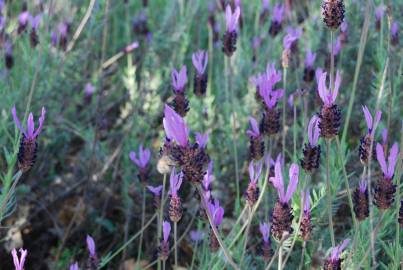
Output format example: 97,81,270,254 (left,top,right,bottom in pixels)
169,168,183,222
323,239,350,270
86,235,99,270
269,4,284,37
258,65,284,136
163,105,210,183
321,0,345,30
353,179,369,221
70,262,79,270
317,70,342,139
29,15,41,48
303,49,316,83
245,160,262,207
11,248,27,270
259,222,274,262
12,106,46,172
270,161,299,240
4,41,13,69
222,4,240,57
192,50,208,97
147,185,163,209
171,66,189,117
301,115,321,174
373,142,399,210
391,22,399,47
129,145,151,185
247,116,264,160
359,106,381,165
374,5,385,32
208,199,224,252
159,221,171,261
300,189,312,241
